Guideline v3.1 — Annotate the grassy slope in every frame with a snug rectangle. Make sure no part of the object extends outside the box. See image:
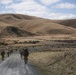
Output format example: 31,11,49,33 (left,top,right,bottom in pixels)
57,19,76,28
29,51,76,75
0,14,76,36
29,52,64,75
17,19,76,35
